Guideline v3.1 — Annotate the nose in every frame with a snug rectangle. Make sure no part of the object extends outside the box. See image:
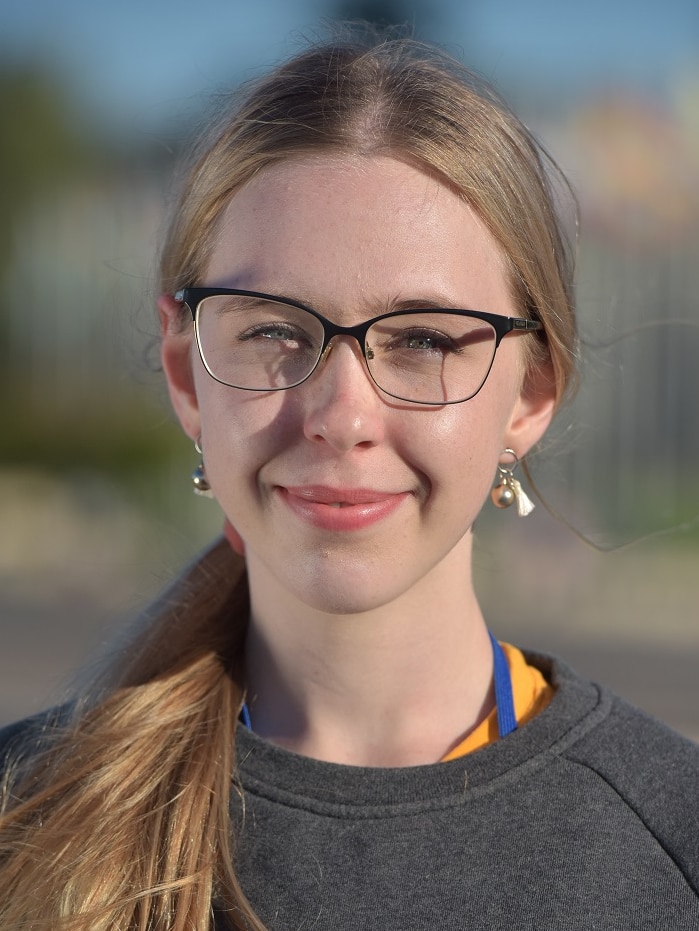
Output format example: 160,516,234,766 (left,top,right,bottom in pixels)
302,337,386,452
